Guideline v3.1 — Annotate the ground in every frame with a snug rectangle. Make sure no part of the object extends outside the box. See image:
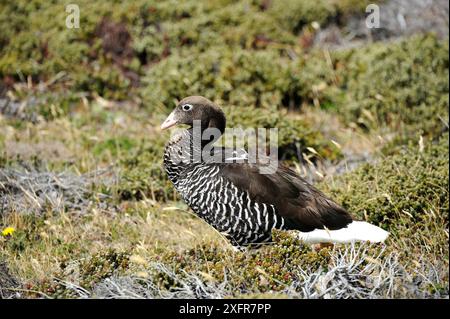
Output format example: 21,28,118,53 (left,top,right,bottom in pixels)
0,0,448,299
